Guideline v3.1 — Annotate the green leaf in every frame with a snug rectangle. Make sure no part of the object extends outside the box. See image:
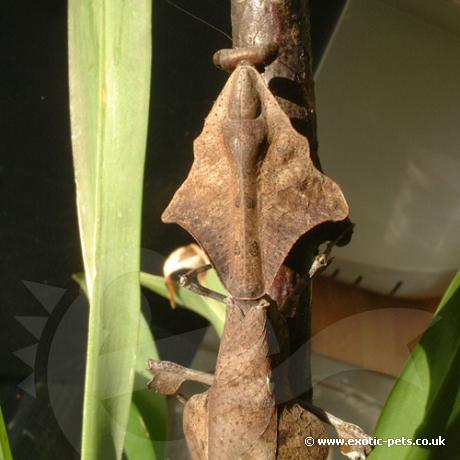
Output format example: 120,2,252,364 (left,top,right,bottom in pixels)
140,271,227,337
125,399,154,459
73,273,168,460
371,271,460,460
68,1,152,458
0,405,13,460
125,386,167,460
124,314,167,460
